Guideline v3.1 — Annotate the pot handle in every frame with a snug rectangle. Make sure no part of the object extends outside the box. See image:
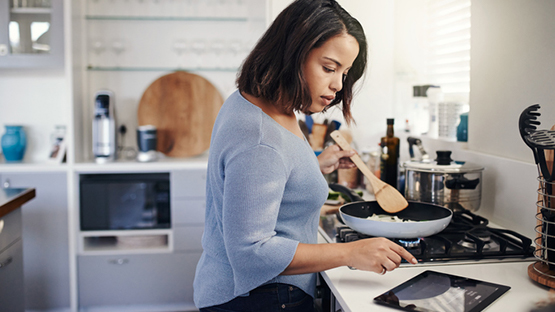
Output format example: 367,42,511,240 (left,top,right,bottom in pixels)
445,174,480,190
328,183,364,202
